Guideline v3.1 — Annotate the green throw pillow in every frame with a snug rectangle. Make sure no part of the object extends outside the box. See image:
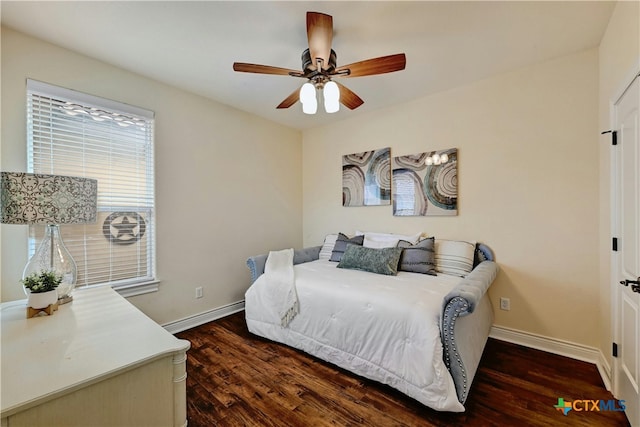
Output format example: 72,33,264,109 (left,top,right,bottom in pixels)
337,245,403,276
